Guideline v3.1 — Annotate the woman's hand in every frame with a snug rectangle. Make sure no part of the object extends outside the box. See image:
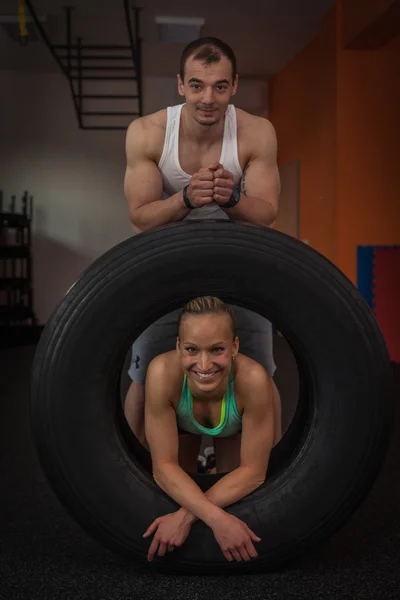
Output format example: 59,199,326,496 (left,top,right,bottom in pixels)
210,511,261,562
143,509,193,562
